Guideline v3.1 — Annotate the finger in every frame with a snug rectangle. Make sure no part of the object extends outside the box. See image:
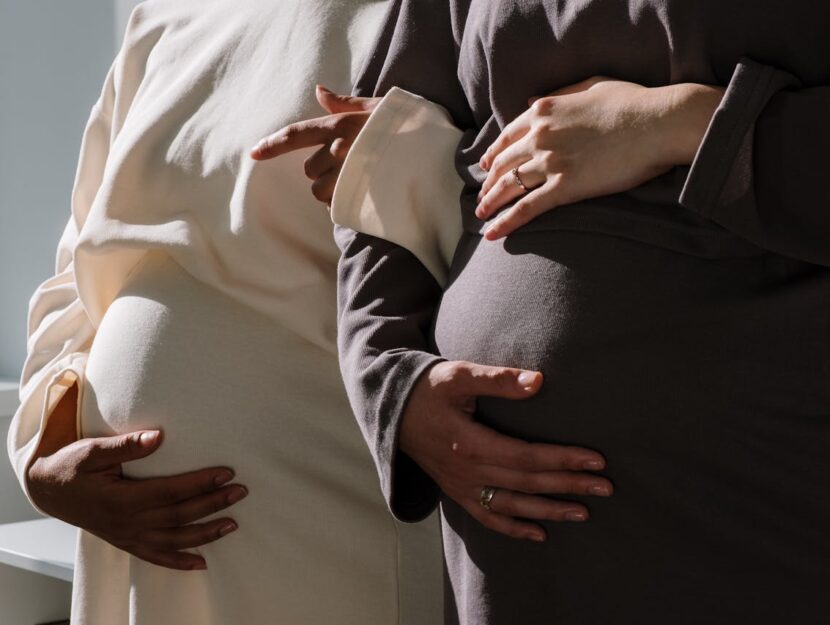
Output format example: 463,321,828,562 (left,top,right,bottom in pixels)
310,168,340,205
484,178,561,241
303,143,337,180
329,136,351,160
250,116,337,160
457,421,607,473
143,484,249,528
464,500,547,542
441,361,543,400
475,161,545,221
130,546,207,571
480,465,614,497
139,517,238,551
486,489,590,523
316,85,378,114
78,431,162,471
129,466,237,509
480,108,533,171
478,137,535,200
